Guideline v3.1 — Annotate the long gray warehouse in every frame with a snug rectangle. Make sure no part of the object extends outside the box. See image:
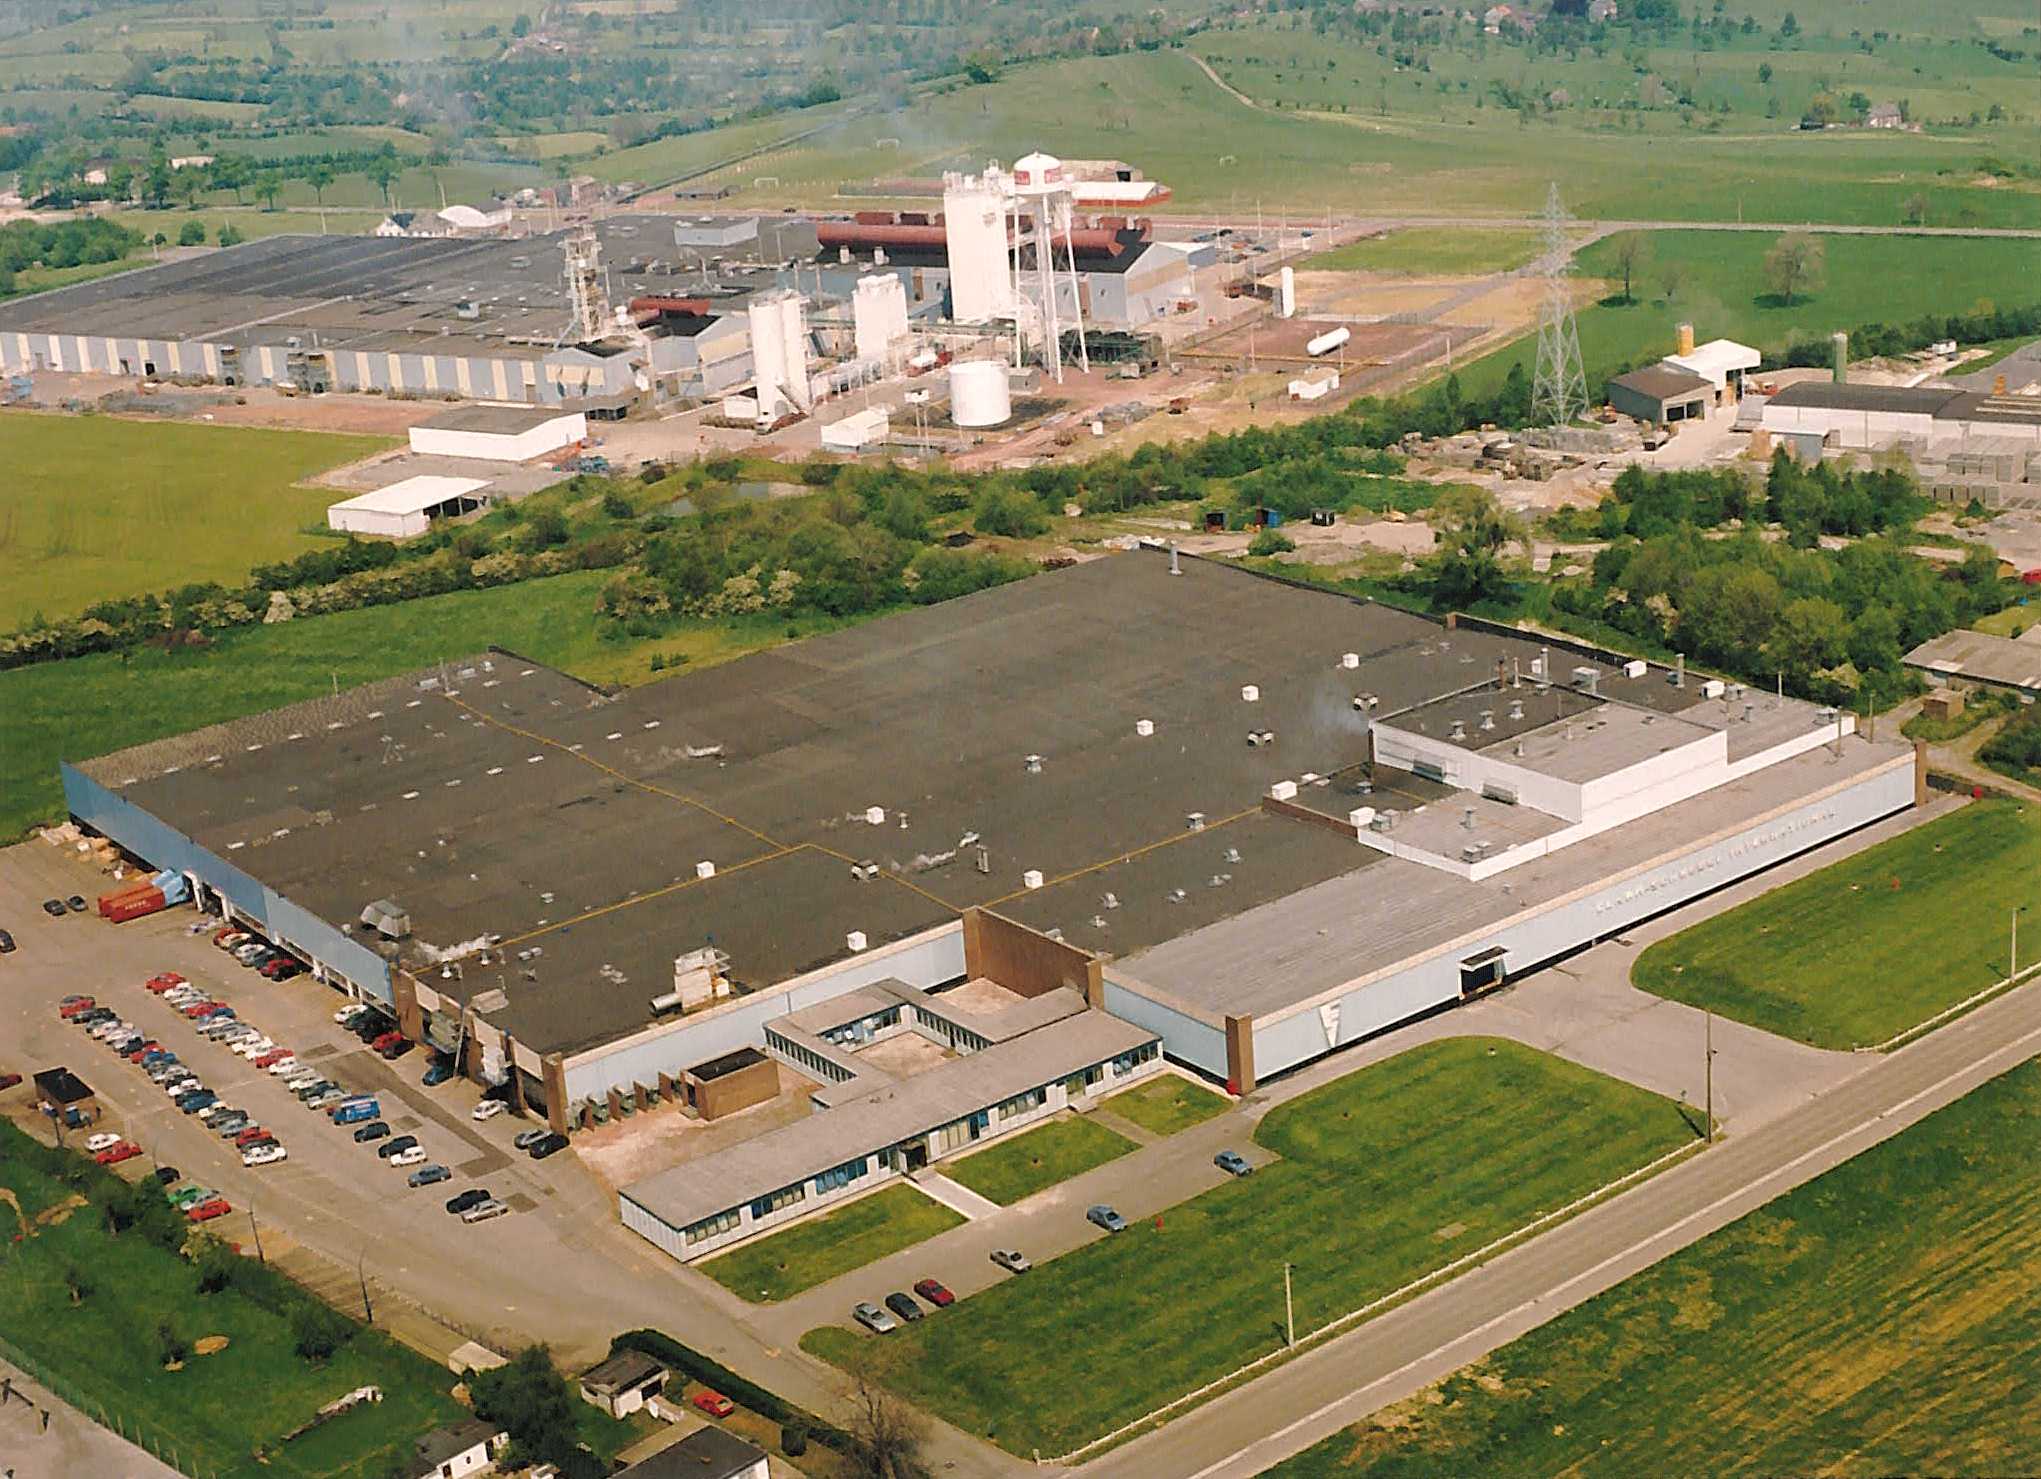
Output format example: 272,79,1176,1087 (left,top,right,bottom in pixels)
62,551,1920,1259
